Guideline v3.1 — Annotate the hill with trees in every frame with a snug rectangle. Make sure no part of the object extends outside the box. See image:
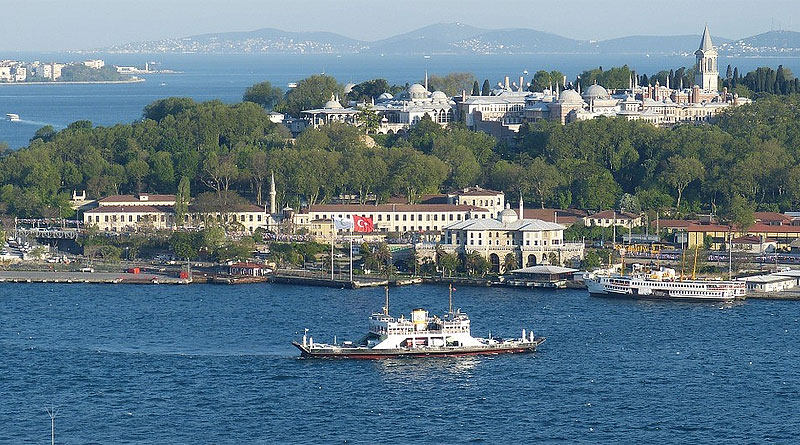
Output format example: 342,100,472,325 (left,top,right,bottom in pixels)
3,73,800,224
